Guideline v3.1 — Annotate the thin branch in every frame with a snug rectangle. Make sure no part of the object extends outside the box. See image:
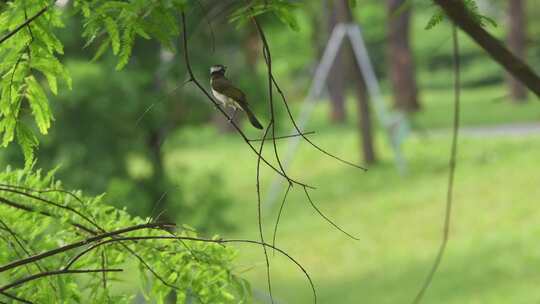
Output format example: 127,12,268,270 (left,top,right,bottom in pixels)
0,195,97,234
0,6,48,45
303,186,360,241
0,187,100,234
0,188,179,292
0,218,60,298
249,13,367,171
43,234,318,304
251,14,291,185
0,268,123,292
256,120,274,304
272,182,291,254
100,251,108,289
412,25,460,304
179,11,314,190
271,75,368,171
247,131,316,142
